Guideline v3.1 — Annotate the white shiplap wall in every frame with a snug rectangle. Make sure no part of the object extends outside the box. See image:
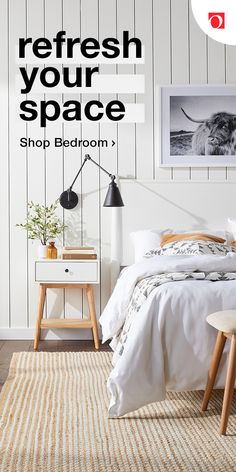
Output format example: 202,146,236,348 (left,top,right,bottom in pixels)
0,0,236,338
